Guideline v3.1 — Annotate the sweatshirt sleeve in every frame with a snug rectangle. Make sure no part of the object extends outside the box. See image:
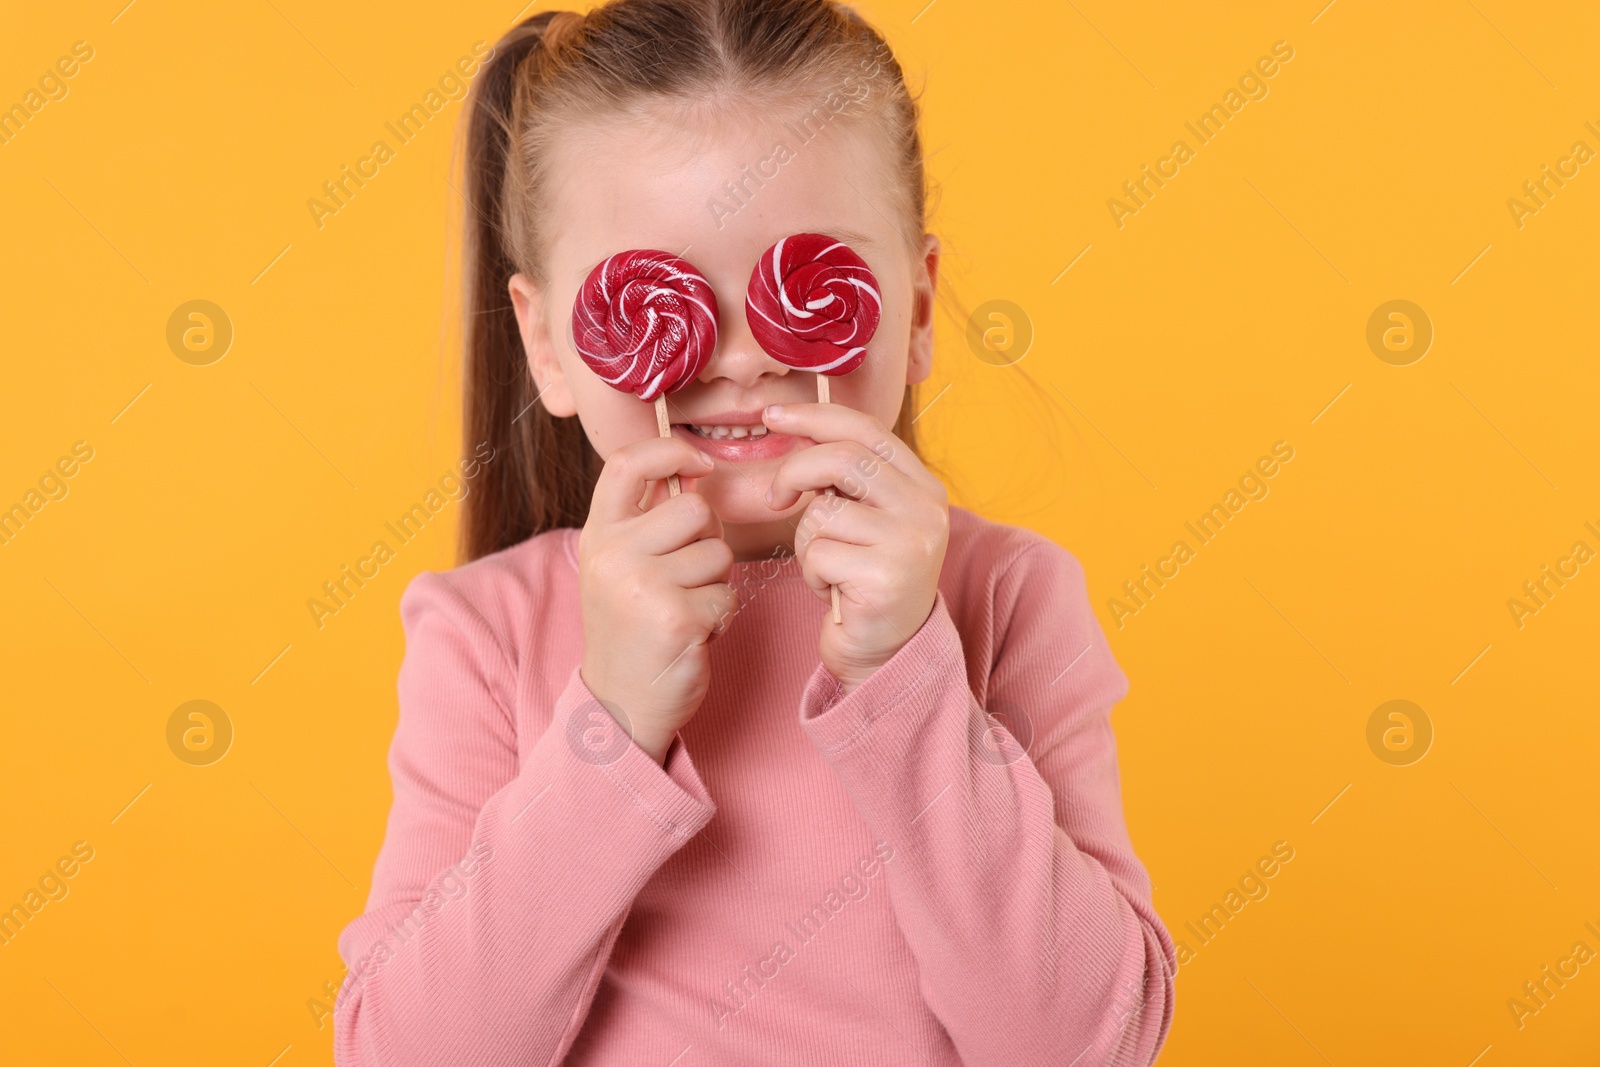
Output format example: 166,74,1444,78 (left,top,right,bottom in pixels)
795,541,1175,1067
335,570,717,1067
